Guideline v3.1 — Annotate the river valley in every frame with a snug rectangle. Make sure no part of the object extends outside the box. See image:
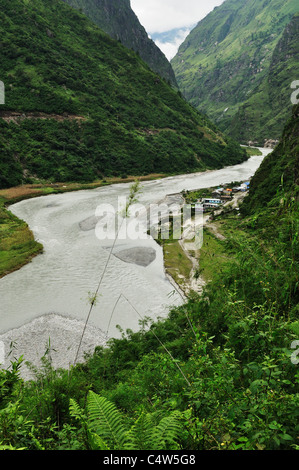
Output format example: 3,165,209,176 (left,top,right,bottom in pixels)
0,148,272,377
